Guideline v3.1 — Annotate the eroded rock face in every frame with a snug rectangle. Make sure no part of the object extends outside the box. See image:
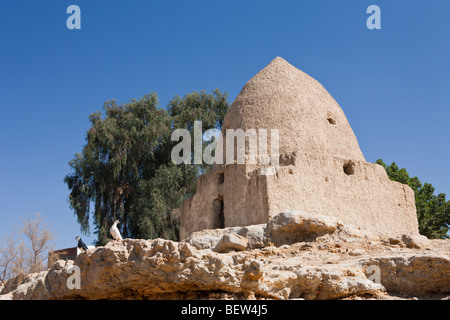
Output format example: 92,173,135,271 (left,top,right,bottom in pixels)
361,254,450,296
265,210,343,245
1,212,449,300
214,234,248,253
185,224,267,251
186,211,379,250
